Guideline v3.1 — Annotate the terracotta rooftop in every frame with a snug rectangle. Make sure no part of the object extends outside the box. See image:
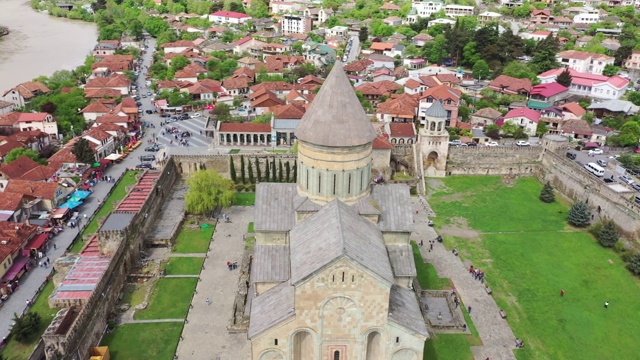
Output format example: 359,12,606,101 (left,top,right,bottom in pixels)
219,123,271,133
0,192,24,211
388,123,415,137
0,156,40,179
5,179,58,200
